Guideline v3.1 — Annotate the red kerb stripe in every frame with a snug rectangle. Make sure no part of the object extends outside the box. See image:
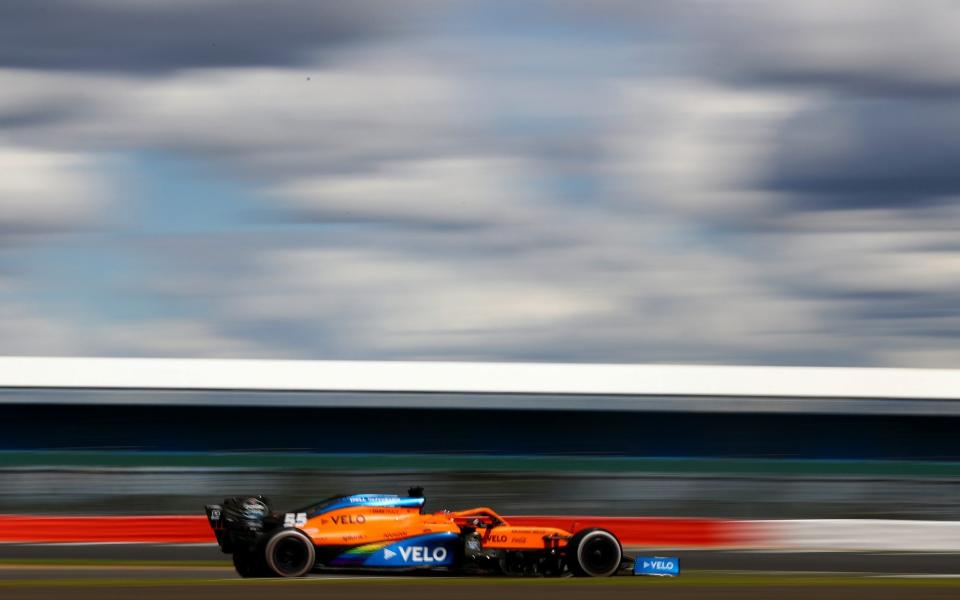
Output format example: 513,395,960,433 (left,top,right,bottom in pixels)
0,516,213,543
0,515,766,546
